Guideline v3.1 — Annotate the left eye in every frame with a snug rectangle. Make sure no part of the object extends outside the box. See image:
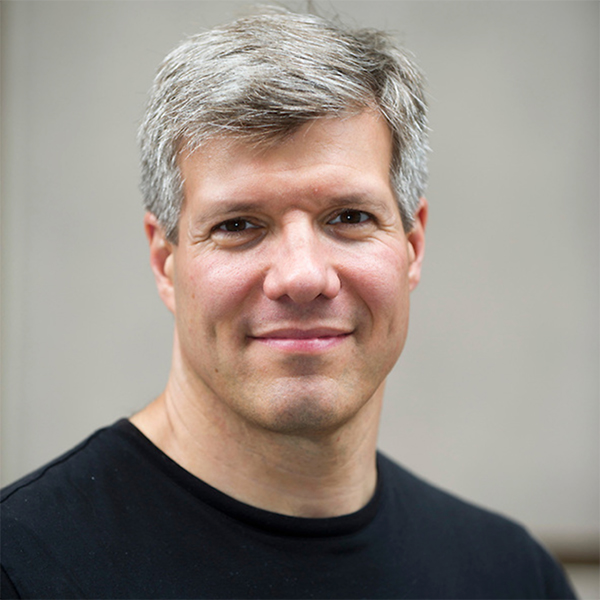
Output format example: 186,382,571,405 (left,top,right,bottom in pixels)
328,210,372,225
